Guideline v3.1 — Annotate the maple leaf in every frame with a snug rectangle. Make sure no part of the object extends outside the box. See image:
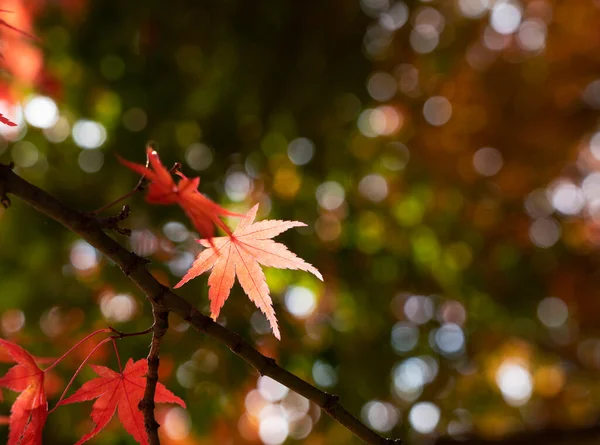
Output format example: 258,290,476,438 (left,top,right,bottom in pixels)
0,339,48,445
174,204,323,339
119,147,242,242
0,113,16,127
60,358,185,445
